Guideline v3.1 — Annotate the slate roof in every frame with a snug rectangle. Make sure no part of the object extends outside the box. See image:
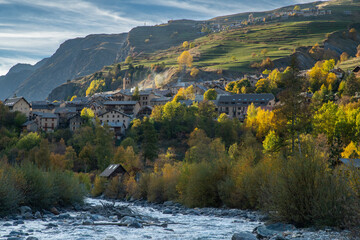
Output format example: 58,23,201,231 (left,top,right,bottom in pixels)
339,158,360,168
54,107,77,114
31,101,59,110
103,101,138,105
150,97,171,102
4,97,29,107
217,93,275,106
99,164,127,177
